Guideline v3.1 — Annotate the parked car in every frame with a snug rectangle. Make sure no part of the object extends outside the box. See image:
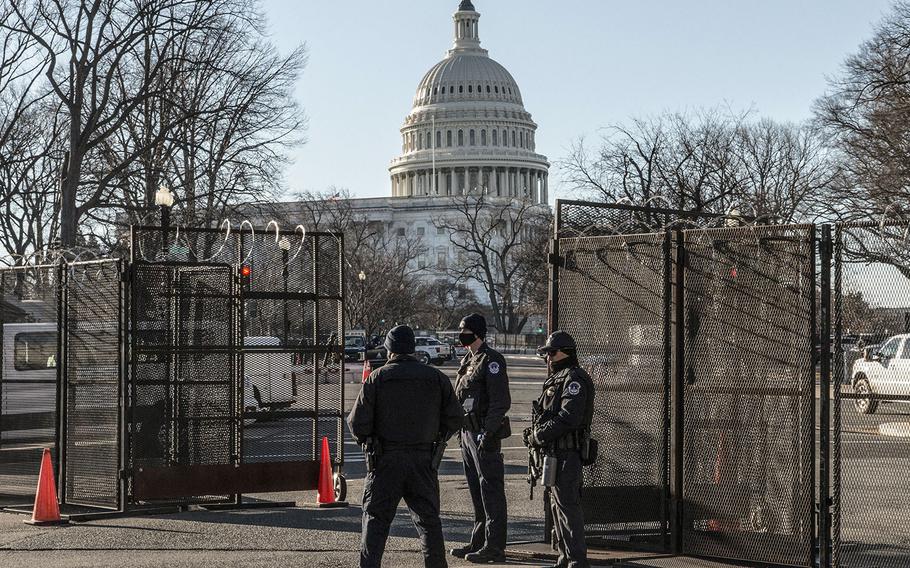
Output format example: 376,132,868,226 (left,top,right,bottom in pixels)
850,333,910,414
344,334,367,362
415,336,448,366
1,322,57,446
